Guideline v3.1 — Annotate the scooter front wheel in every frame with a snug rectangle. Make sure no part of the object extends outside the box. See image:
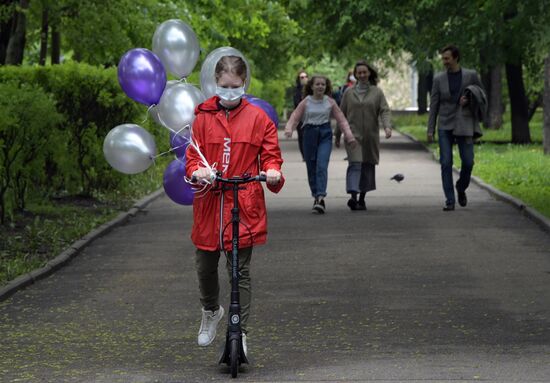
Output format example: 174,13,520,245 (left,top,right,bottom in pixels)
230,338,239,378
